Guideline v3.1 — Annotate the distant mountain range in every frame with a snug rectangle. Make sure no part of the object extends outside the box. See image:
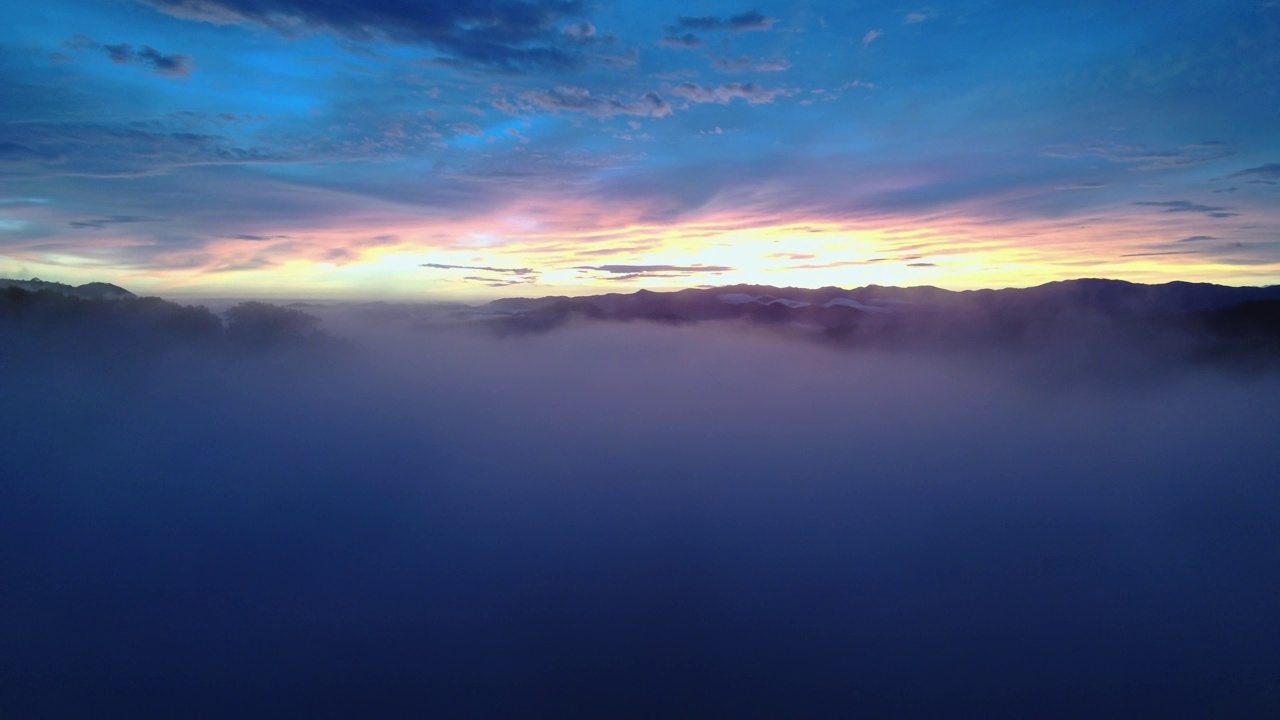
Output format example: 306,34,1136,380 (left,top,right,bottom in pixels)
1,277,135,300
483,279,1280,321
4,275,1279,366
474,279,1280,363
